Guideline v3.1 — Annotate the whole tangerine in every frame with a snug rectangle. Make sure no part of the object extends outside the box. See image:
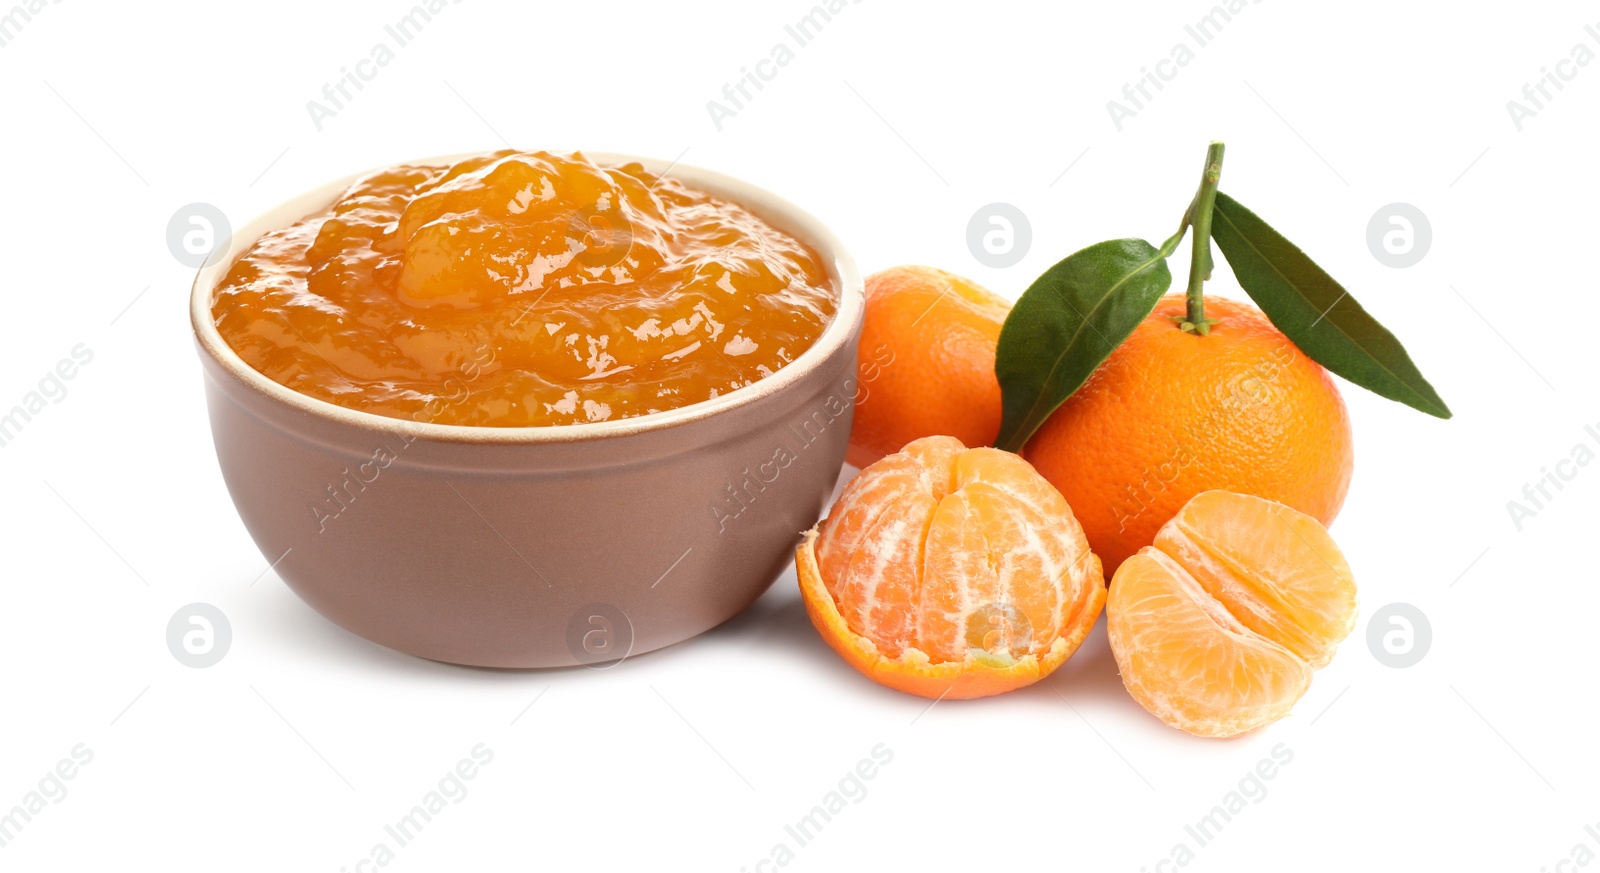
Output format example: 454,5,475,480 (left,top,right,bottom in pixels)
846,266,1009,469
1023,294,1353,575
